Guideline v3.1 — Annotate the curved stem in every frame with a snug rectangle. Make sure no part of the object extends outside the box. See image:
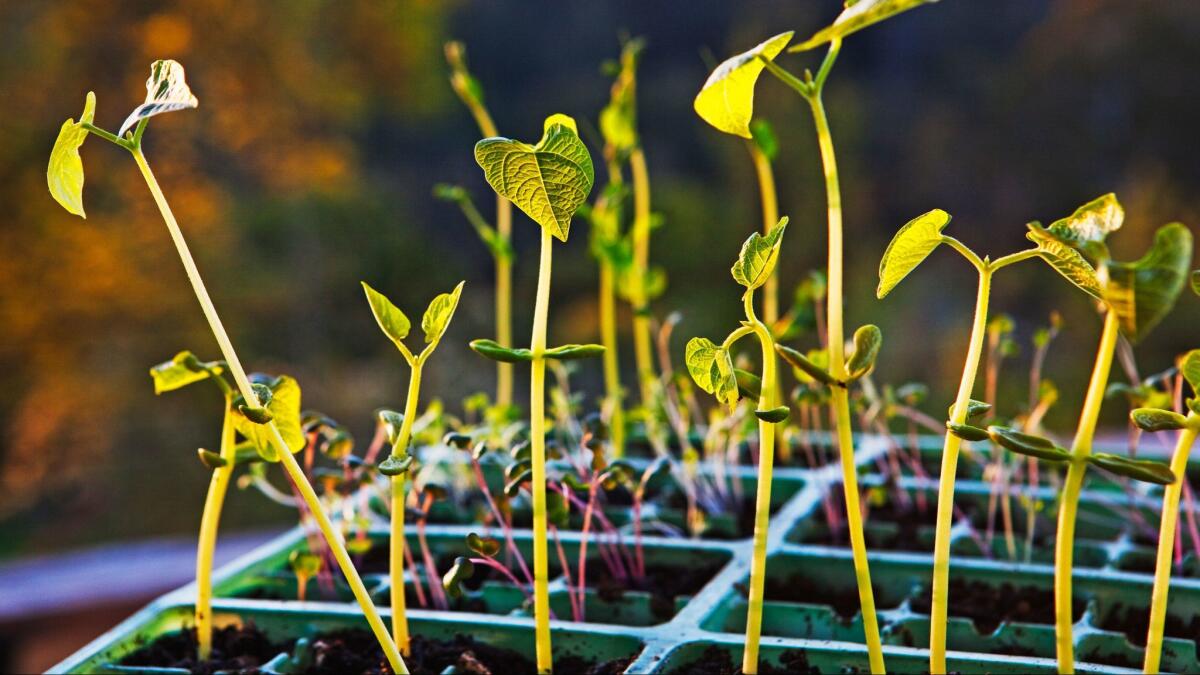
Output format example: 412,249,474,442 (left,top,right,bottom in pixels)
389,363,423,655
1144,420,1198,673
629,147,655,407
194,403,236,660
1055,309,1120,673
129,146,407,674
929,267,992,672
941,235,987,272
530,229,554,673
